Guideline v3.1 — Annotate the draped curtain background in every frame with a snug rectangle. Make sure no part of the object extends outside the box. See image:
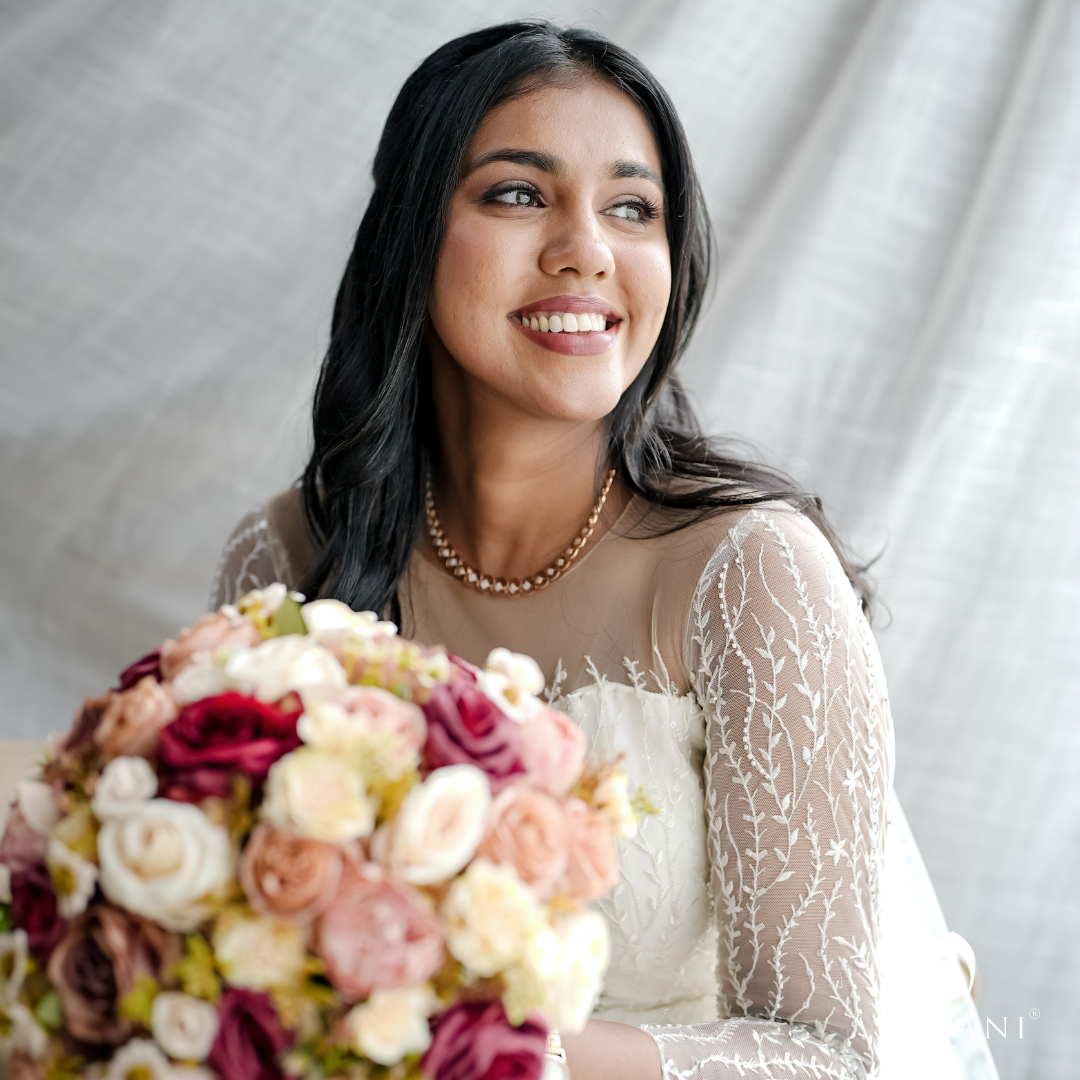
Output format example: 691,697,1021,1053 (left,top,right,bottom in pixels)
2,1,1077,1076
